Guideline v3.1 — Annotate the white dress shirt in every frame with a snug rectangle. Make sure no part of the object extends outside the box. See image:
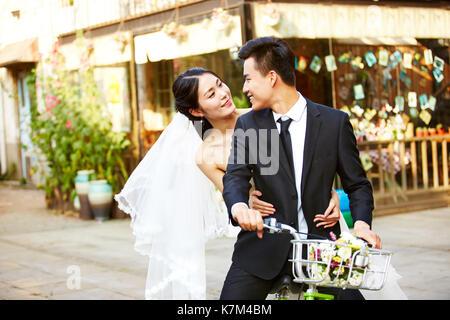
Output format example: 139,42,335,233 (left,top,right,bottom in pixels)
231,92,309,239
272,92,308,238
